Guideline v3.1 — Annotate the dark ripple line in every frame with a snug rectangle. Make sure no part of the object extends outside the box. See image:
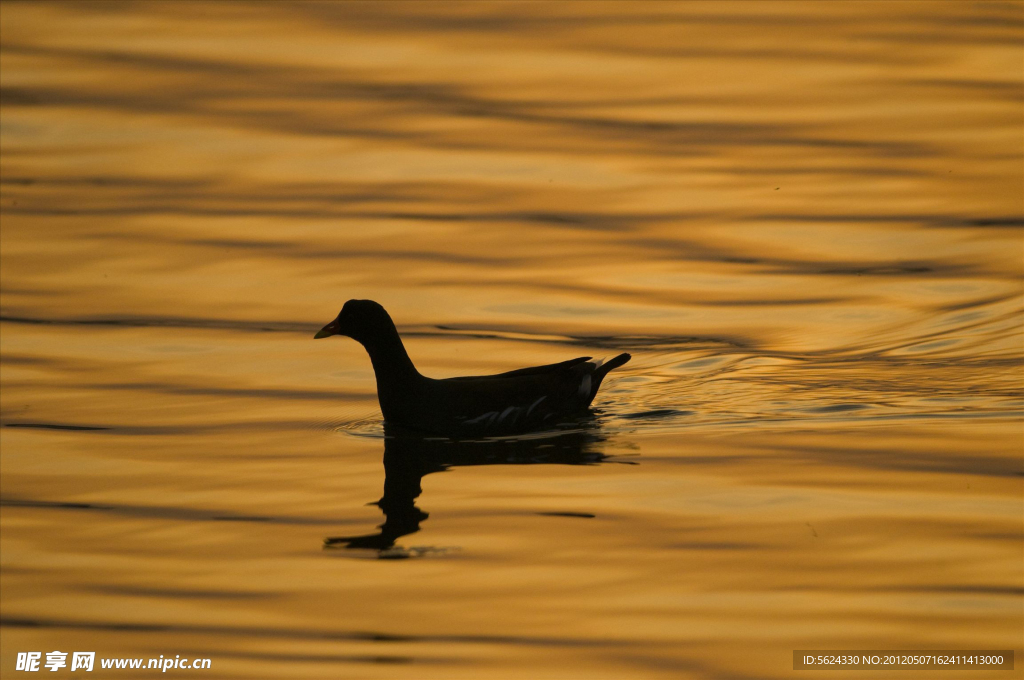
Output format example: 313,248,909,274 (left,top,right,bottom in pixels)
0,313,751,351
614,410,1024,438
626,236,991,278
867,584,1024,596
0,176,214,189
284,1,1024,34
197,650,423,665
86,585,279,601
0,498,364,527
428,275,864,308
292,6,853,31
767,442,1024,479
904,78,1024,100
3,311,1013,364
3,313,1015,370
0,616,627,648
422,327,750,351
0,33,936,160
83,382,369,402
932,291,1021,313
749,213,1024,229
2,204,684,234
620,409,693,420
1,419,334,436
1,81,933,157
0,313,312,334
3,422,108,431
536,512,596,519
